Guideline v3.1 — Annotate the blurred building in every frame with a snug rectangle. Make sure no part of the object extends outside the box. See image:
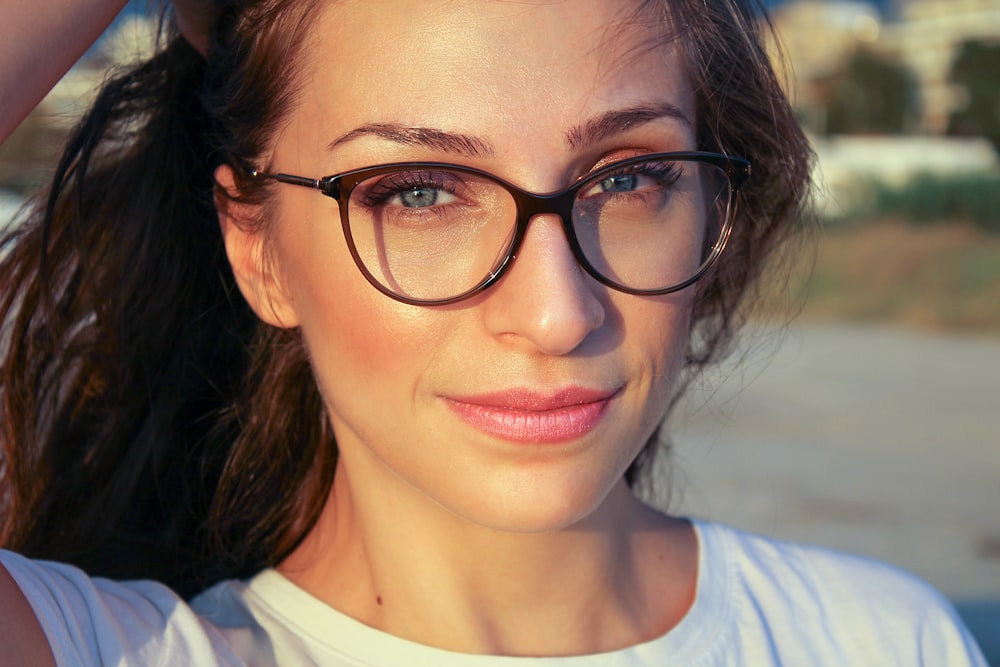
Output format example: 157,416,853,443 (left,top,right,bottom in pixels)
769,1,886,131
882,0,1000,133
770,0,1000,135
767,0,1000,222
